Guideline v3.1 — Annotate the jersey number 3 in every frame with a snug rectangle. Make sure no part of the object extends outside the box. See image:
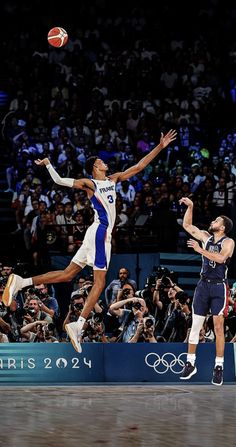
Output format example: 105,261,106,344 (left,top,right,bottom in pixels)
107,195,114,203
